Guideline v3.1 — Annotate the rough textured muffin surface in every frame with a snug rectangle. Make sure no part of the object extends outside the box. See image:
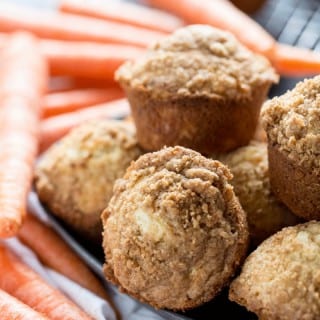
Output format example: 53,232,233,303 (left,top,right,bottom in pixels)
218,142,300,246
116,25,278,154
229,221,320,320
35,120,142,242
117,24,278,101
102,146,249,310
262,75,320,170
